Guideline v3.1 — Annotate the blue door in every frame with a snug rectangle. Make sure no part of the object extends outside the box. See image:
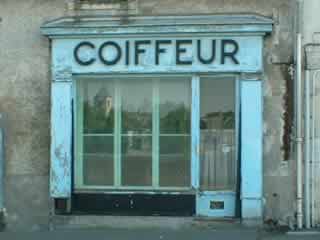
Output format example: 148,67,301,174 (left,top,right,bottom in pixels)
196,76,238,217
